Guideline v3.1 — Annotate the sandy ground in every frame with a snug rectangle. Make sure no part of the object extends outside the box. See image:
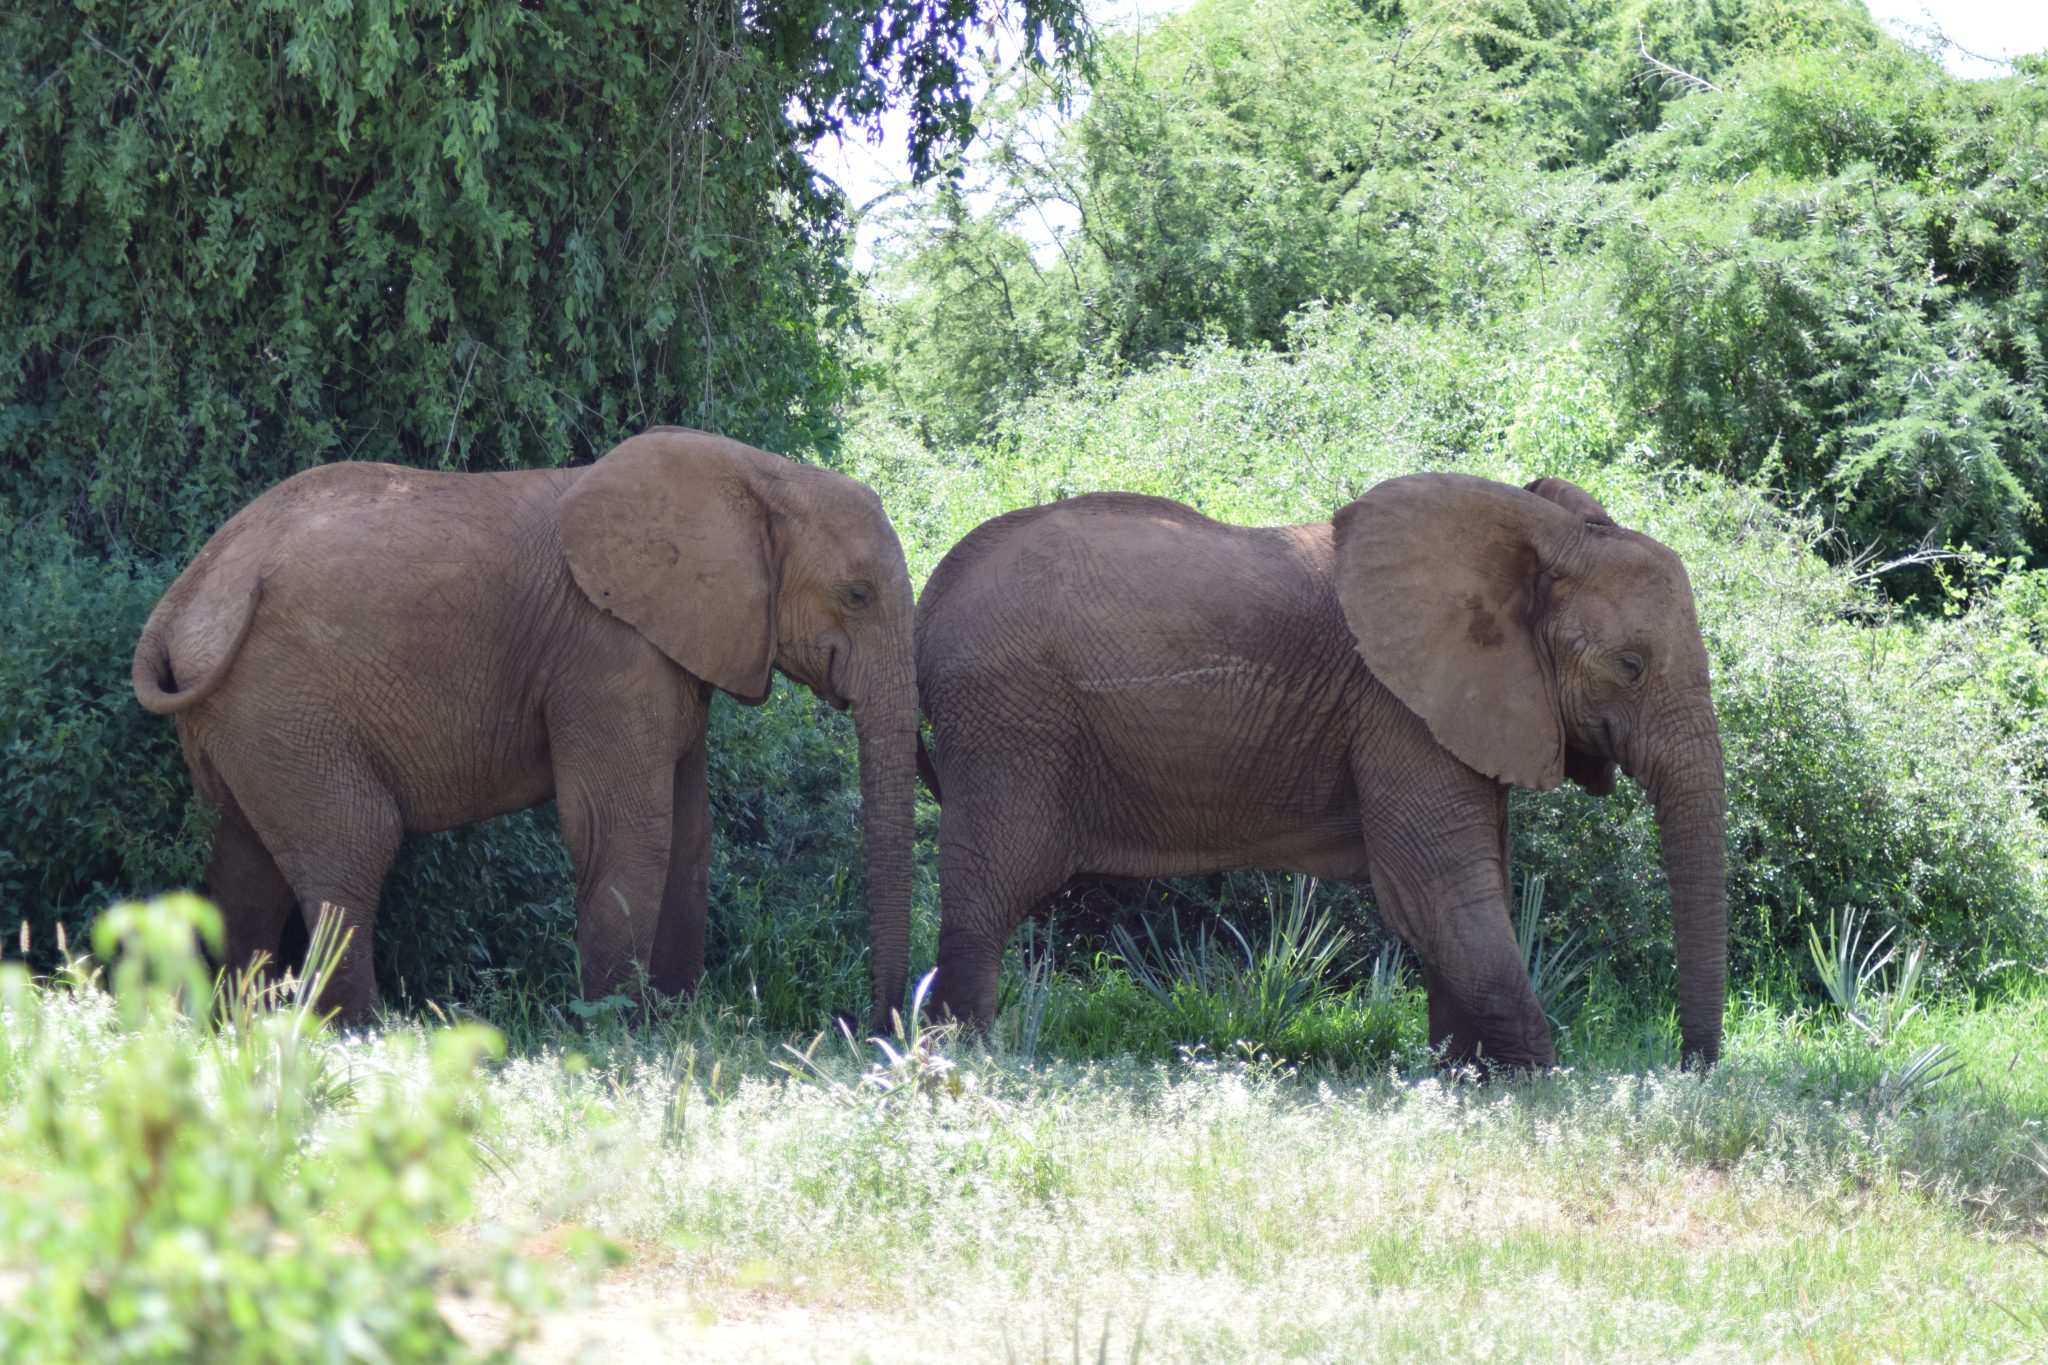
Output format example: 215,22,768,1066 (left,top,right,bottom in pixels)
444,1276,911,1364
